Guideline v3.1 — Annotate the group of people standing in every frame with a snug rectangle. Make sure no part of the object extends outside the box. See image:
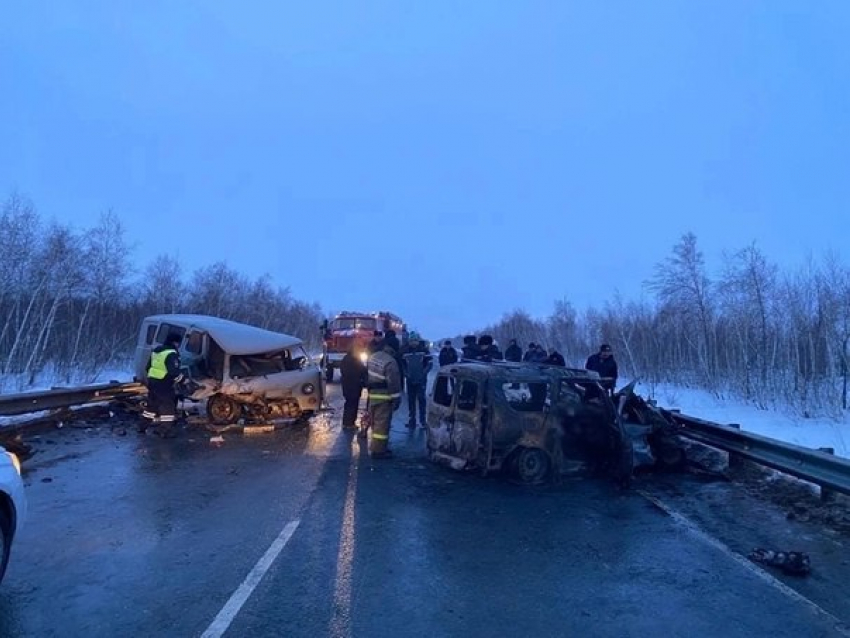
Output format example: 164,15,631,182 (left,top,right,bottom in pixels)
440,337,617,389
339,329,433,459
339,330,620,460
